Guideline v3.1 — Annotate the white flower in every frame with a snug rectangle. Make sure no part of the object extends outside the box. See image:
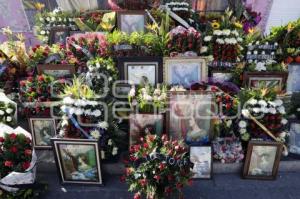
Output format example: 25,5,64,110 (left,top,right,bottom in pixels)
51,17,56,22
279,131,287,138
281,118,288,125
213,30,222,36
68,107,75,115
239,120,247,128
85,109,91,115
204,36,212,42
75,108,83,115
223,29,231,36
269,107,276,114
93,110,101,117
255,41,260,45
274,99,283,107
226,120,232,127
140,88,147,94
207,55,214,62
277,106,286,114
6,116,12,122
248,59,253,63
58,17,62,22
252,107,261,113
242,109,250,118
98,121,108,130
112,147,118,156
232,30,239,36
46,17,50,21
237,37,243,42
239,128,247,134
274,42,278,46
108,139,112,146
216,38,225,44
255,62,266,71
261,107,269,113
128,87,135,97
248,98,257,105
5,108,13,114
200,46,208,53
143,95,153,101
63,97,75,105
253,50,258,55
261,51,265,55
258,100,267,107
91,130,101,139
40,30,46,35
